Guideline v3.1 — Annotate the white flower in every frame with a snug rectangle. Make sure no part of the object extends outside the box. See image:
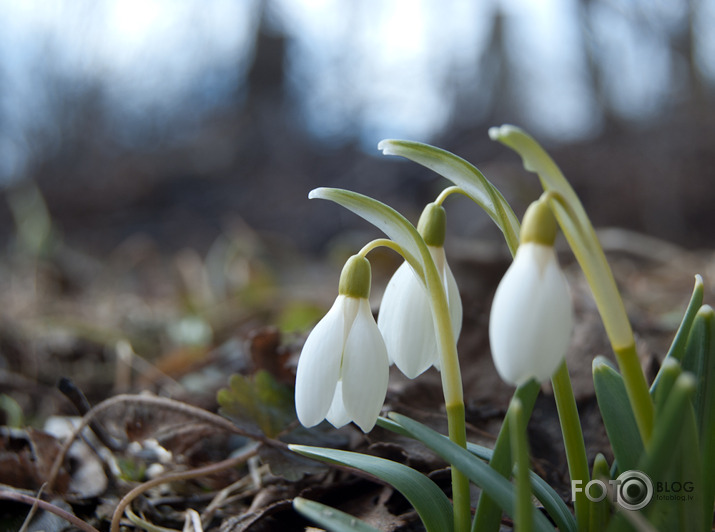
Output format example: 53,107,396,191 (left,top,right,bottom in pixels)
489,242,573,386
295,288,389,432
378,246,462,378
